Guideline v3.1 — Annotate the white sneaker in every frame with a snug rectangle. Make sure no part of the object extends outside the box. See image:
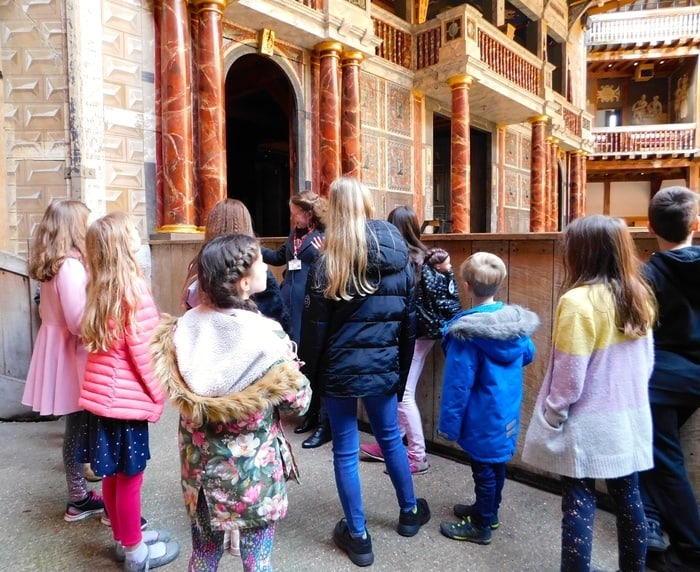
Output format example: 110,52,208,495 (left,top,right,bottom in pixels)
223,529,240,557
